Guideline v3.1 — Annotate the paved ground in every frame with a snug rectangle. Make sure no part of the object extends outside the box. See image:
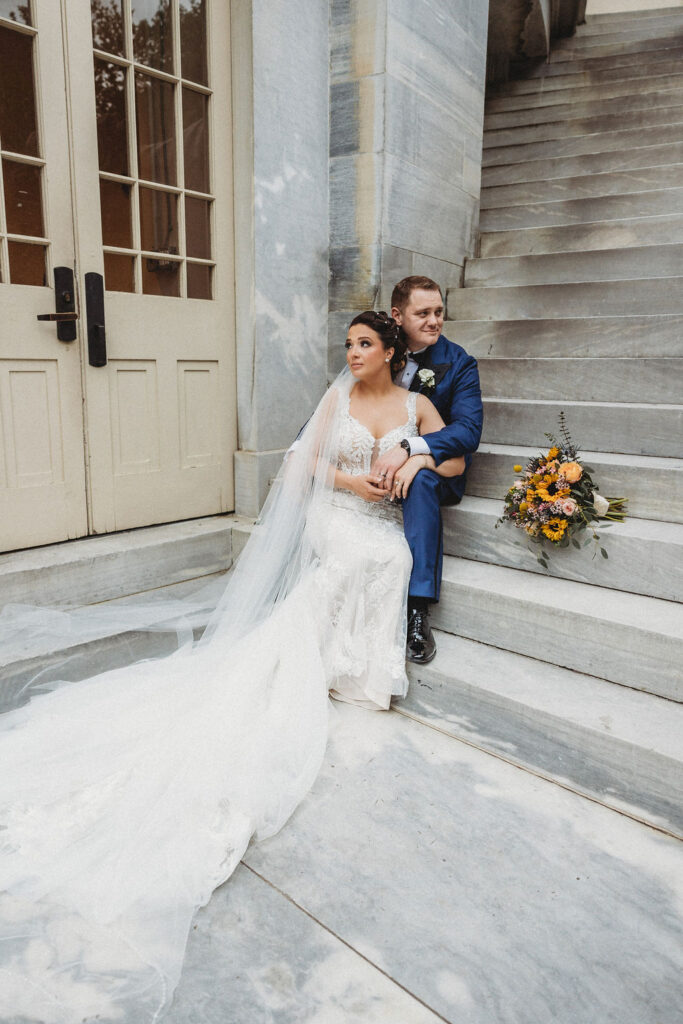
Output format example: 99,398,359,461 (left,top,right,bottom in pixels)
167,701,683,1024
